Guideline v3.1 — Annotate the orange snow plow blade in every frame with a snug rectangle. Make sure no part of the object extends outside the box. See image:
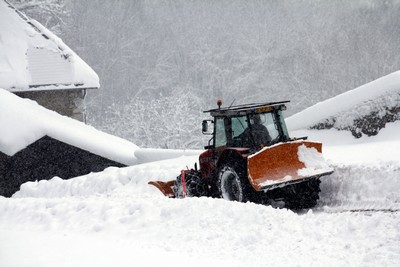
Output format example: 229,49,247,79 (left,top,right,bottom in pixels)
148,181,175,197
248,141,333,191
